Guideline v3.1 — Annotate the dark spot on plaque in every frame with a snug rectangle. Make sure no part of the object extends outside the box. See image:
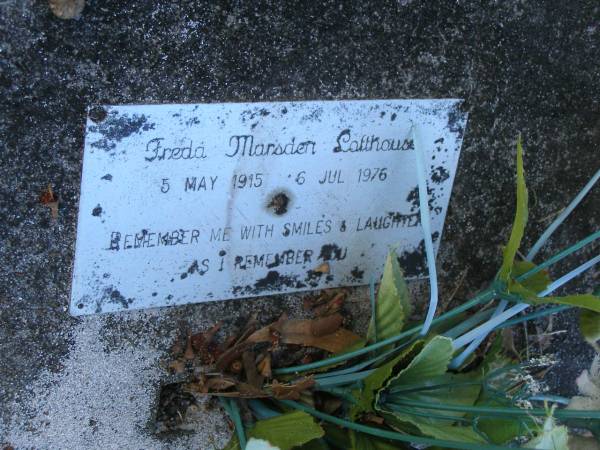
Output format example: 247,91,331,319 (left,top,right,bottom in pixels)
397,233,440,278
103,287,130,309
89,110,155,152
254,270,303,291
267,191,290,215
89,106,107,123
152,292,157,297
380,111,386,118
77,302,84,309
350,266,365,280
397,242,426,278
101,173,113,181
445,105,464,137
219,250,226,256
281,107,288,114
391,113,397,121
431,166,450,184
318,244,347,261
92,205,103,216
